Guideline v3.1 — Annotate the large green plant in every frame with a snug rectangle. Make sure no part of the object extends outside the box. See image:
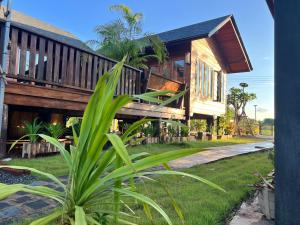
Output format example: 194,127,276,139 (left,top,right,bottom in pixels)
1,59,224,225
88,4,168,69
23,118,43,143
